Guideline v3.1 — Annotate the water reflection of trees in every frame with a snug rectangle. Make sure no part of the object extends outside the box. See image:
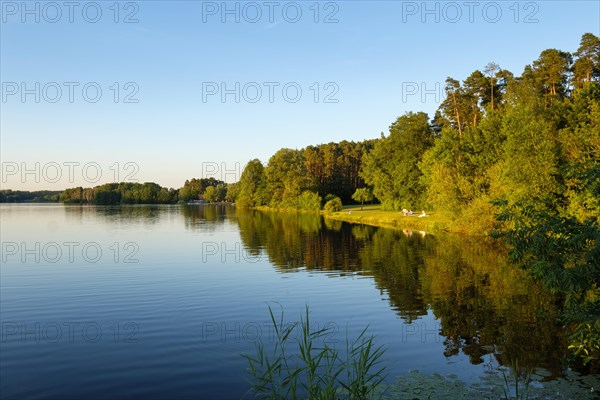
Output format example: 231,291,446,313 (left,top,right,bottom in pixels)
234,209,566,374
419,237,564,376
180,204,231,231
63,204,169,225
236,209,362,272
357,227,433,323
